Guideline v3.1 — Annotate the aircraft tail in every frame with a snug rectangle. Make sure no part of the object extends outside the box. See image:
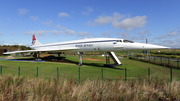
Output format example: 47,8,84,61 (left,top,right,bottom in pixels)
32,35,42,46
